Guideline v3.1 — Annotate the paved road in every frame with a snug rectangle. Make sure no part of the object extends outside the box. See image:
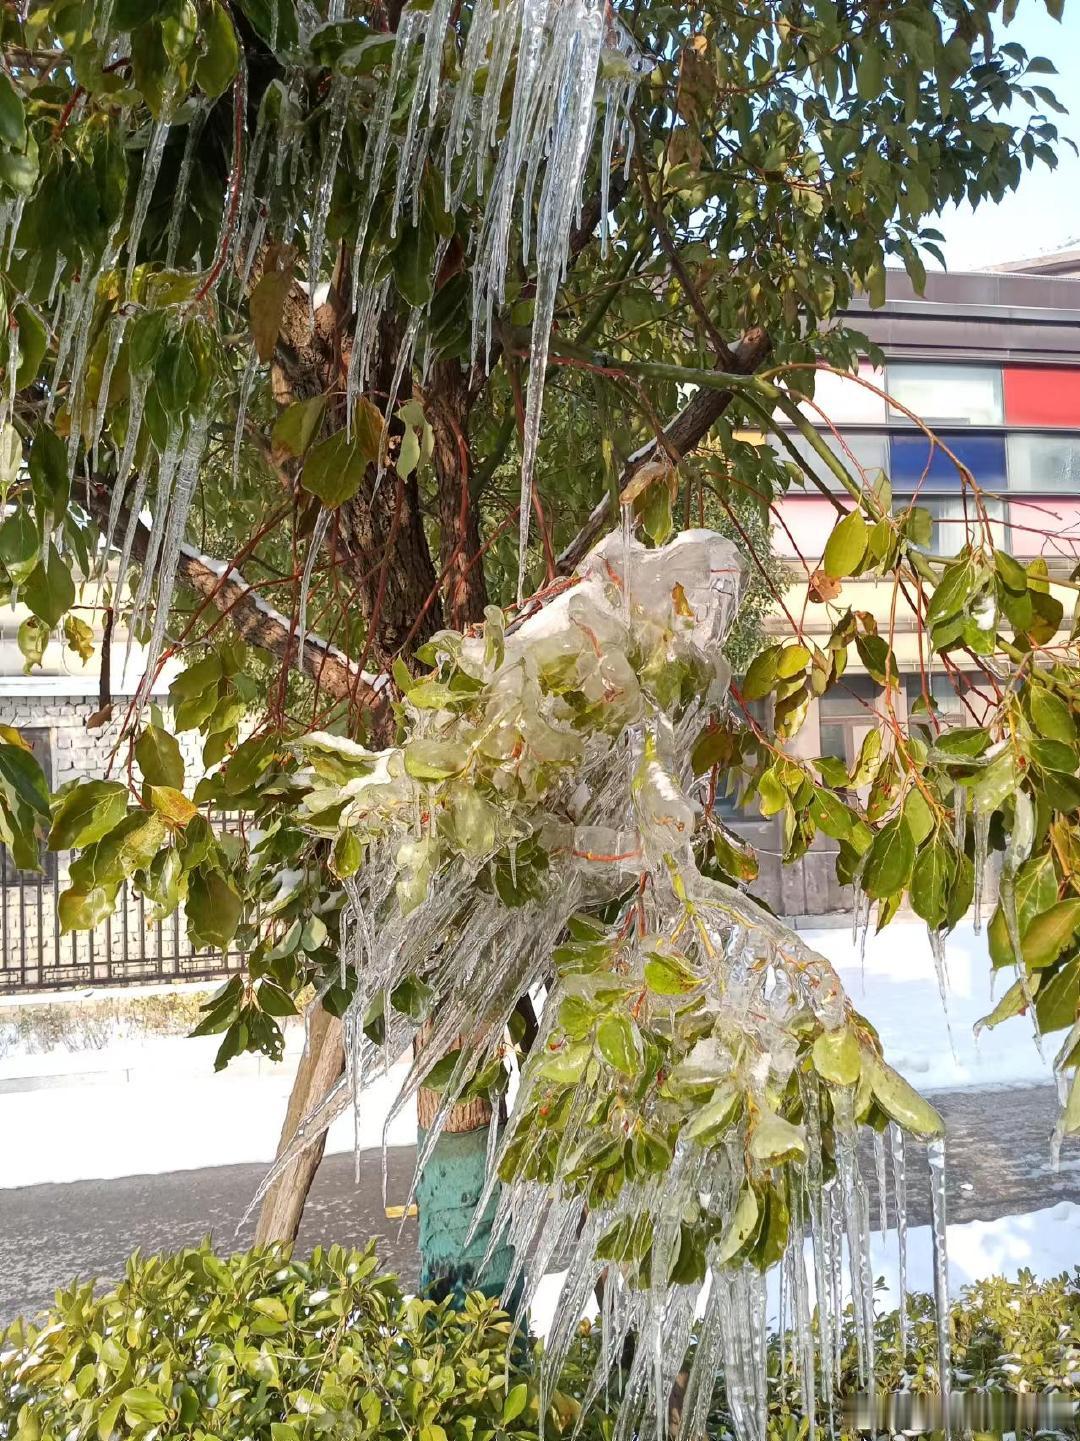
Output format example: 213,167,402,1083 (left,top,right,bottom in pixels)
2,1084,1077,1326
